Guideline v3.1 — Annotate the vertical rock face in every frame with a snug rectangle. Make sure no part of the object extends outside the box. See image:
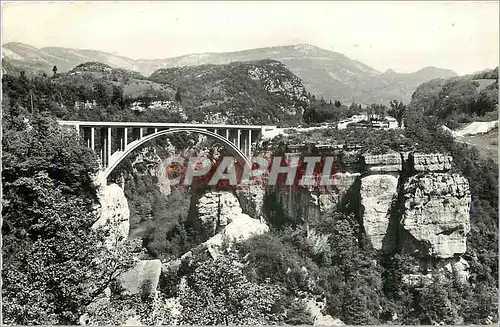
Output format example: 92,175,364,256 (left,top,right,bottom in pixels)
360,174,399,250
235,184,266,219
277,188,318,223
317,172,361,216
401,173,471,258
93,182,163,299
273,172,360,223
93,183,131,243
231,150,472,268
196,191,243,237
